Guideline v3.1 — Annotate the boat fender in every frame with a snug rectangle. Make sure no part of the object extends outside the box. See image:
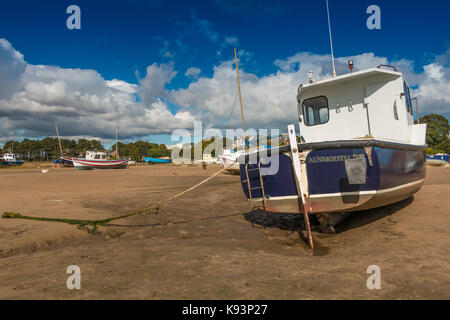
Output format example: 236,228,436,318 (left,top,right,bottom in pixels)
344,157,367,184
